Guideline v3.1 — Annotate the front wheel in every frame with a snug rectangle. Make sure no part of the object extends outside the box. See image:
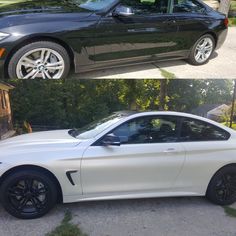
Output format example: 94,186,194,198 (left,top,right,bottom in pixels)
188,34,215,66
8,41,70,79
0,170,58,219
206,166,236,206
